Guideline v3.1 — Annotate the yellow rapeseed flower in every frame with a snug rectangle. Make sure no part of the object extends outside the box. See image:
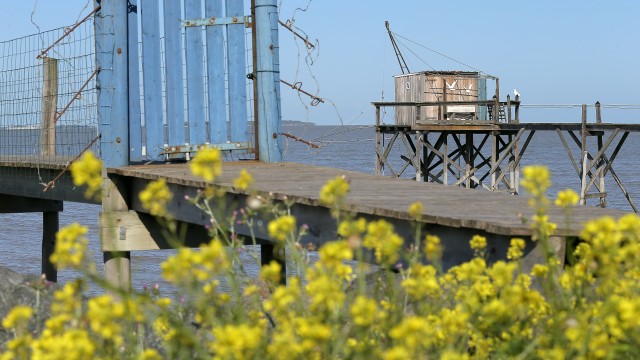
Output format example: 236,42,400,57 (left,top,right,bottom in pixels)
190,148,222,181
555,188,579,209
268,215,296,242
319,175,350,207
139,179,173,217
350,296,378,327
260,260,282,284
407,201,424,220
233,169,254,190
424,234,442,260
50,223,88,269
363,220,403,265
507,238,526,260
210,324,263,360
87,295,125,345
521,165,551,198
2,305,32,330
470,235,487,251
70,151,102,200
